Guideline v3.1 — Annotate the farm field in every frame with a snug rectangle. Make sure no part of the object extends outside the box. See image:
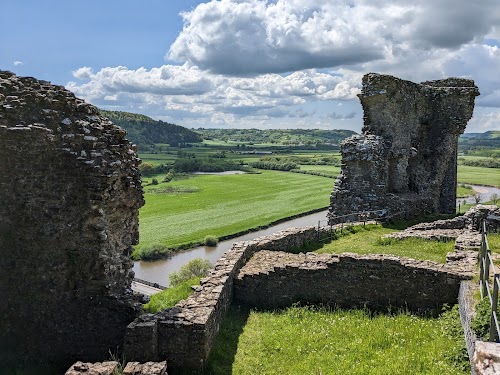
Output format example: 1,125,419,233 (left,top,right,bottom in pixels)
457,165,500,187
137,170,333,251
134,140,498,260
